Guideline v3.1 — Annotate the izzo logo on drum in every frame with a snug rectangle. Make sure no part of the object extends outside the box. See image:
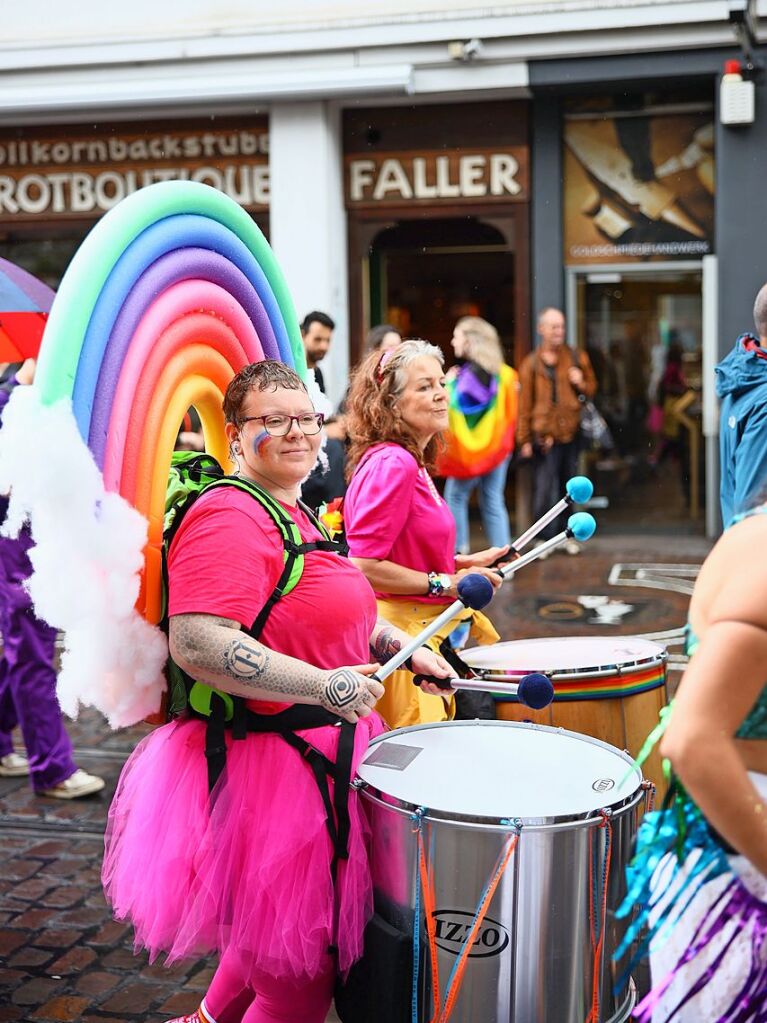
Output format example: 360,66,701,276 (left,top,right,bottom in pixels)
432,911,510,958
